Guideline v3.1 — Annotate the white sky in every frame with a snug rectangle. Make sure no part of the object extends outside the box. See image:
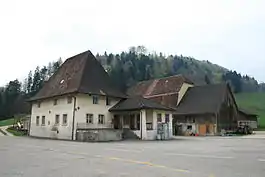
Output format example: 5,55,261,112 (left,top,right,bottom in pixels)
0,0,265,86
